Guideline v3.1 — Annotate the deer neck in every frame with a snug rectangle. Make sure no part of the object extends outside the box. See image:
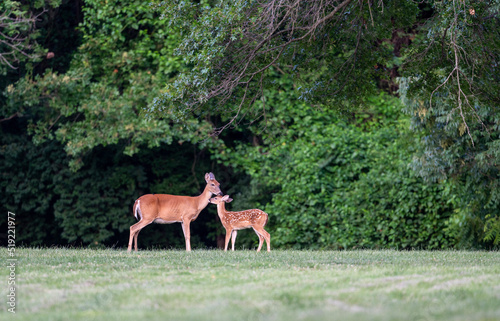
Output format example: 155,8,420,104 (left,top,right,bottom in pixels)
216,202,227,220
195,184,213,211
